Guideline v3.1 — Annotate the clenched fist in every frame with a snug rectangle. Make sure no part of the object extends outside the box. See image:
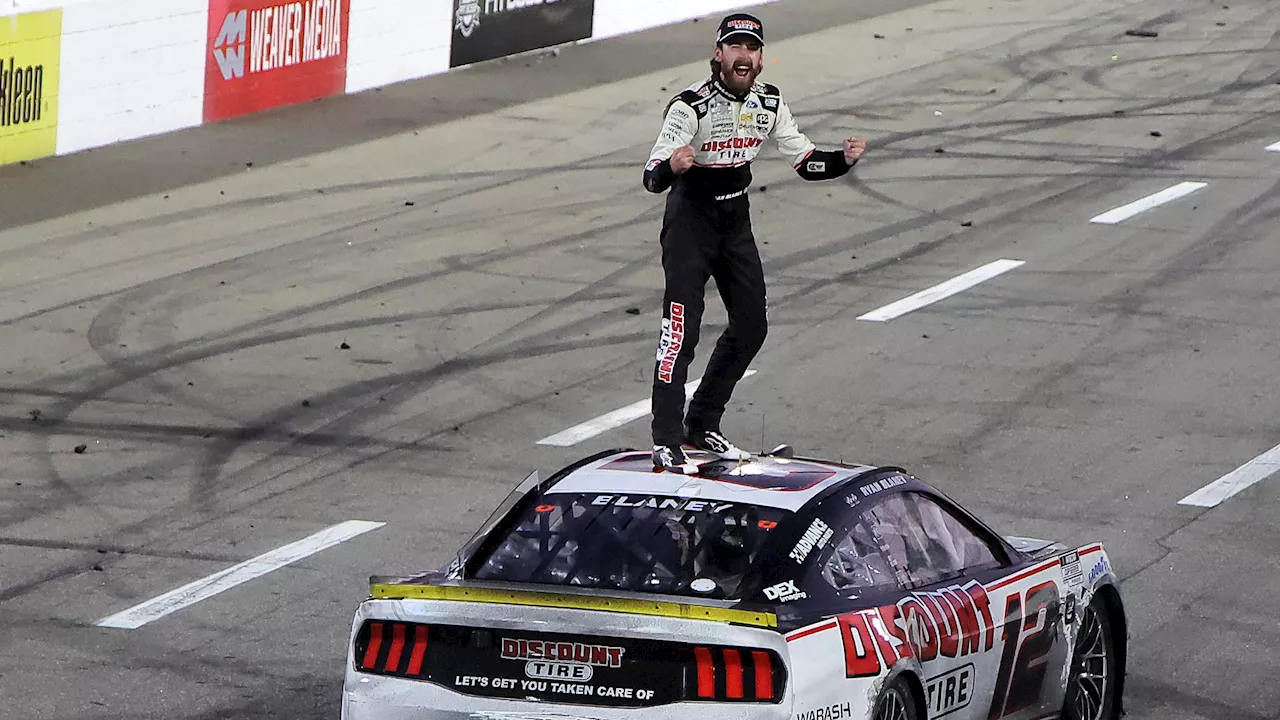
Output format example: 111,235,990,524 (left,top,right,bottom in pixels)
670,146,696,174
844,137,867,165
